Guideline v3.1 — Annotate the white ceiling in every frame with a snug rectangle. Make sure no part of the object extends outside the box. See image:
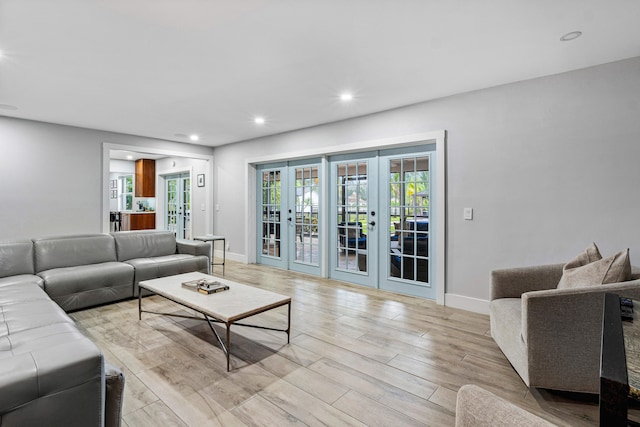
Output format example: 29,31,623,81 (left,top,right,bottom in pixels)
1,1,639,147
